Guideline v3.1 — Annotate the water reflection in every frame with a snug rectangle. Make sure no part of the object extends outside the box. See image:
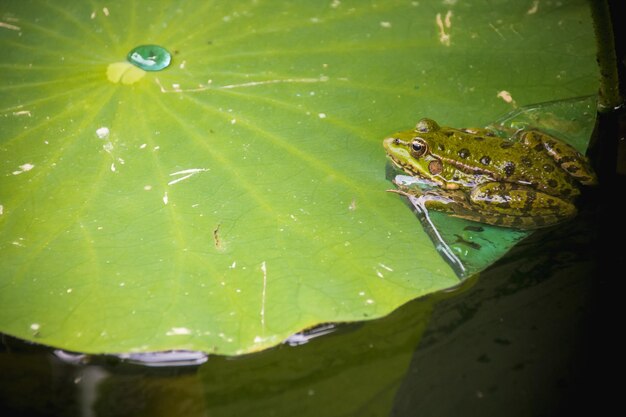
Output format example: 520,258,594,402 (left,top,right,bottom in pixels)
0,210,599,416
